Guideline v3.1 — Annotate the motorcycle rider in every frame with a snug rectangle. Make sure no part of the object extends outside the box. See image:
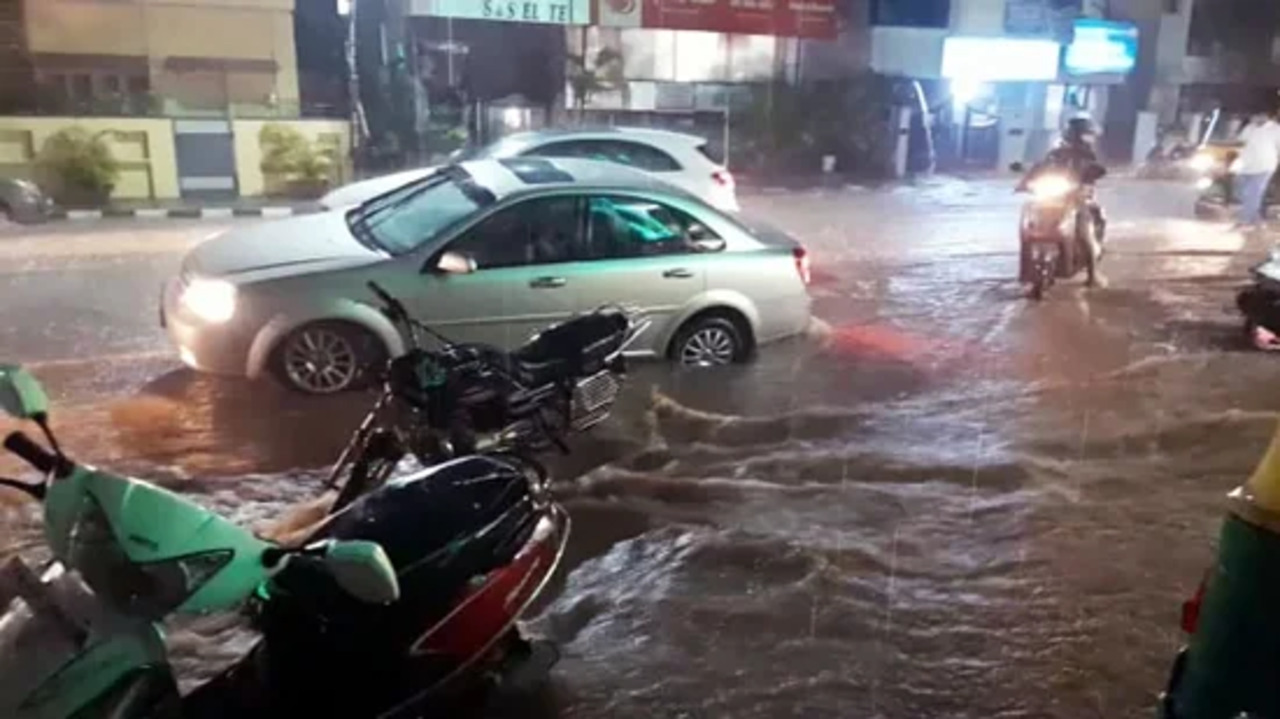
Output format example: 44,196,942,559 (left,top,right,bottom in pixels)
1024,116,1108,286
